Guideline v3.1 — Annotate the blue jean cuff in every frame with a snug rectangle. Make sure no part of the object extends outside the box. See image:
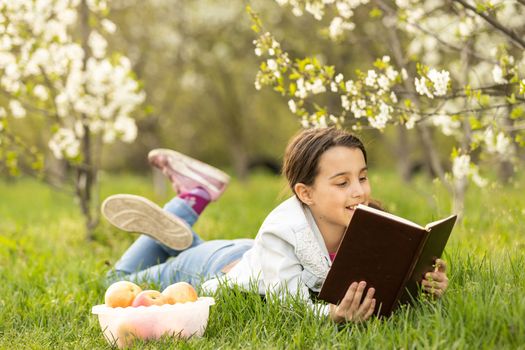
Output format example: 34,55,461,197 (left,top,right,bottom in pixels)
163,197,198,227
